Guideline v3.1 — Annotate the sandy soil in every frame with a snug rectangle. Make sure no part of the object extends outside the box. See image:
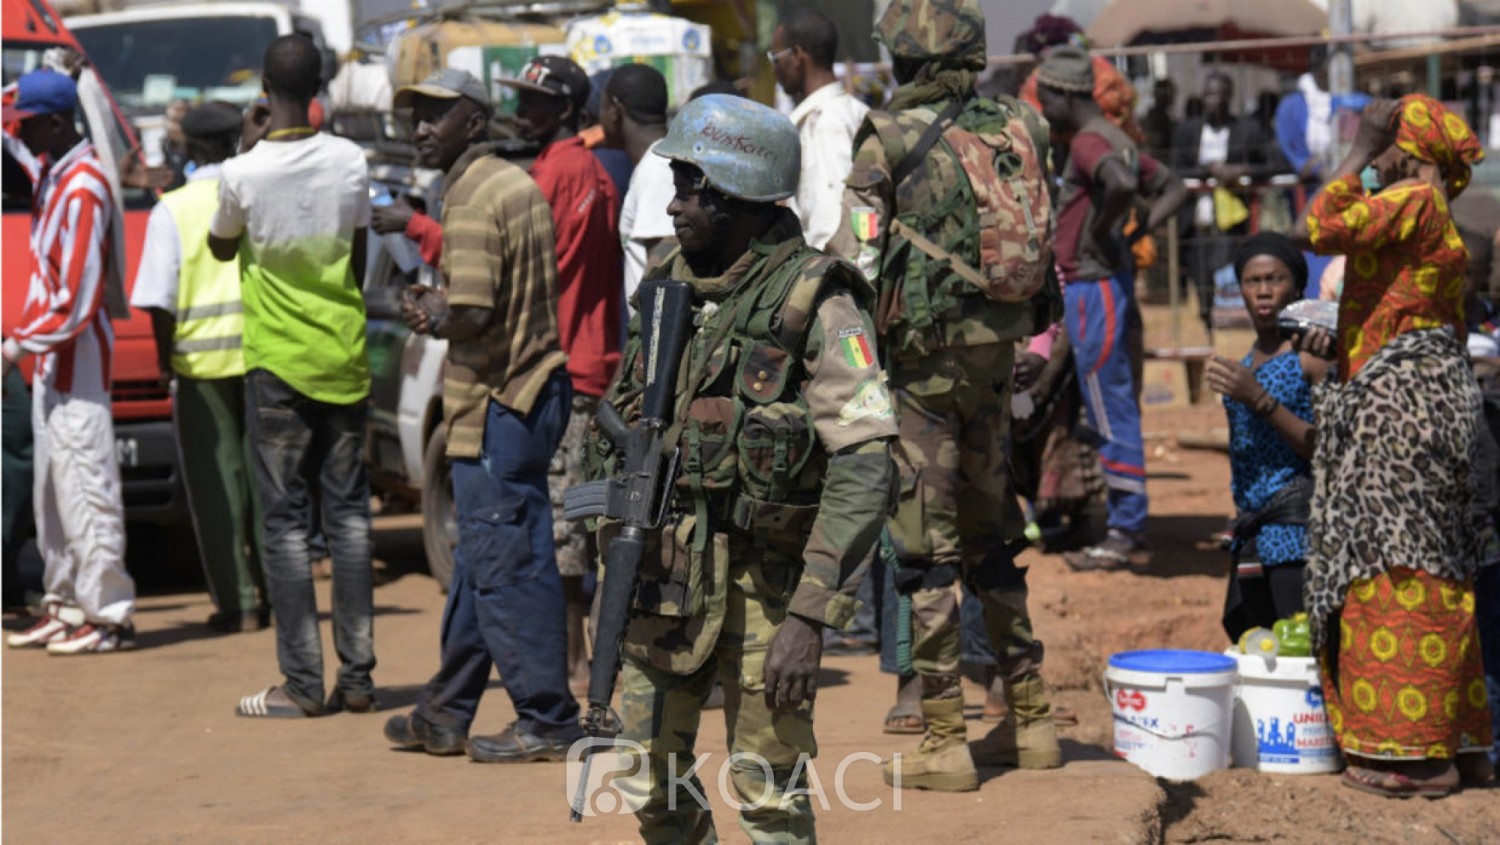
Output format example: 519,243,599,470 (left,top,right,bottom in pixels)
3,405,1496,844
